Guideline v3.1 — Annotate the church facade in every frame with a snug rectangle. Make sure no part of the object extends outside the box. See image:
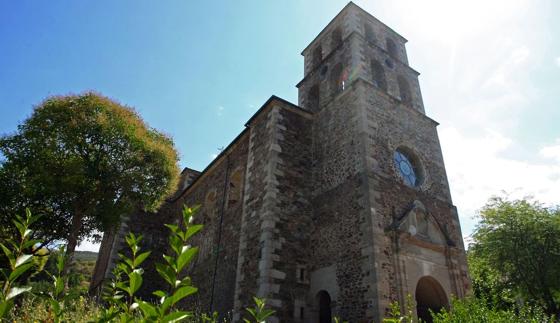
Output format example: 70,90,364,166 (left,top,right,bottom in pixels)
92,3,470,322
